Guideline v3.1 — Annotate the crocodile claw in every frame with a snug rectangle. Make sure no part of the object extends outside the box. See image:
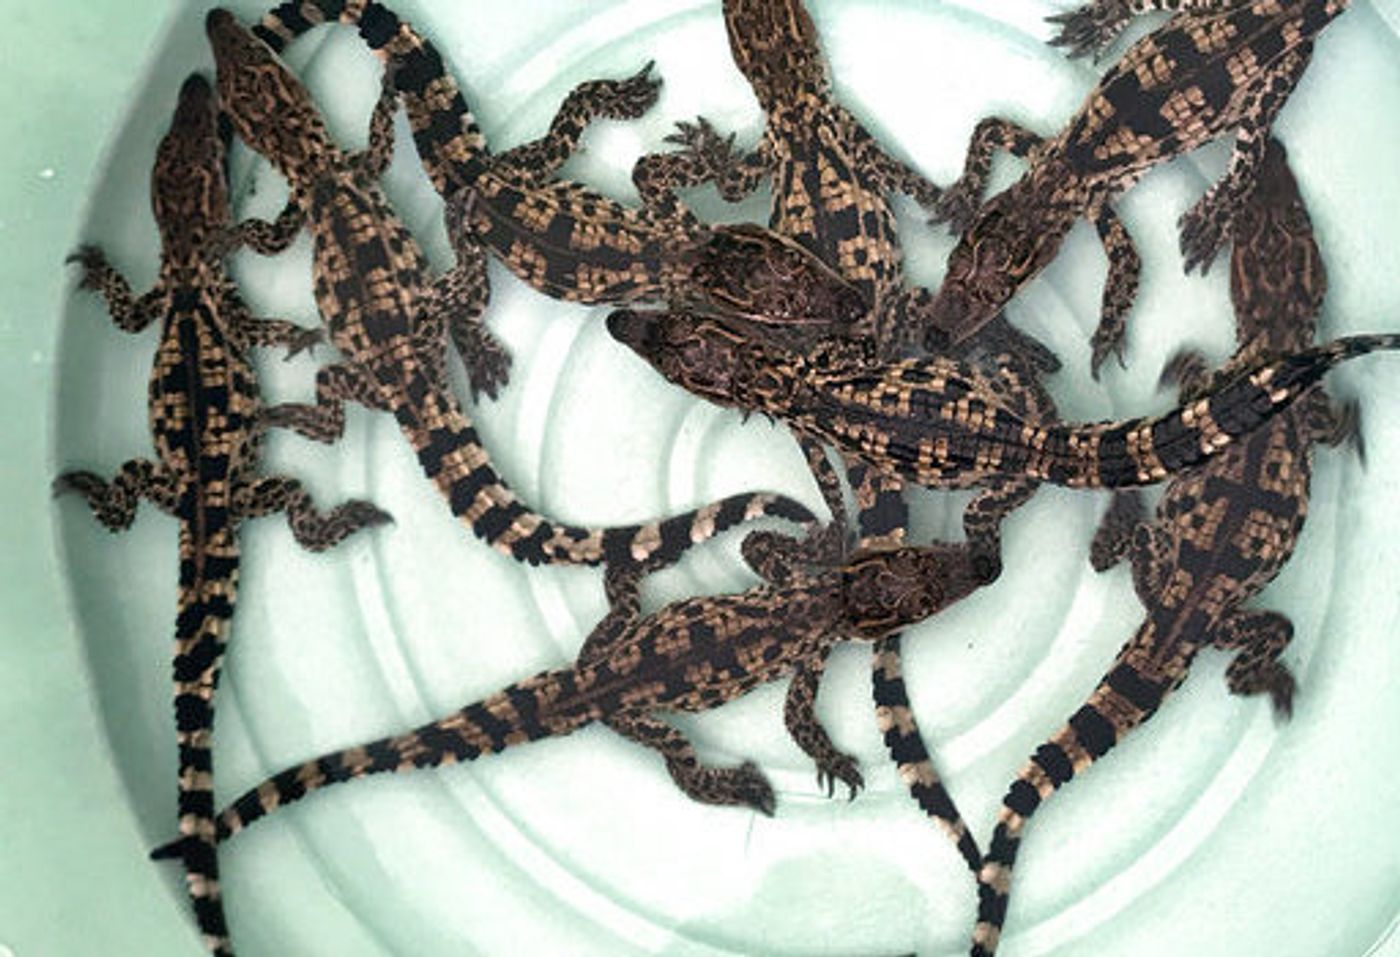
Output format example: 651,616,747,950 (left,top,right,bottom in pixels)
66,244,108,290
1045,0,1130,61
